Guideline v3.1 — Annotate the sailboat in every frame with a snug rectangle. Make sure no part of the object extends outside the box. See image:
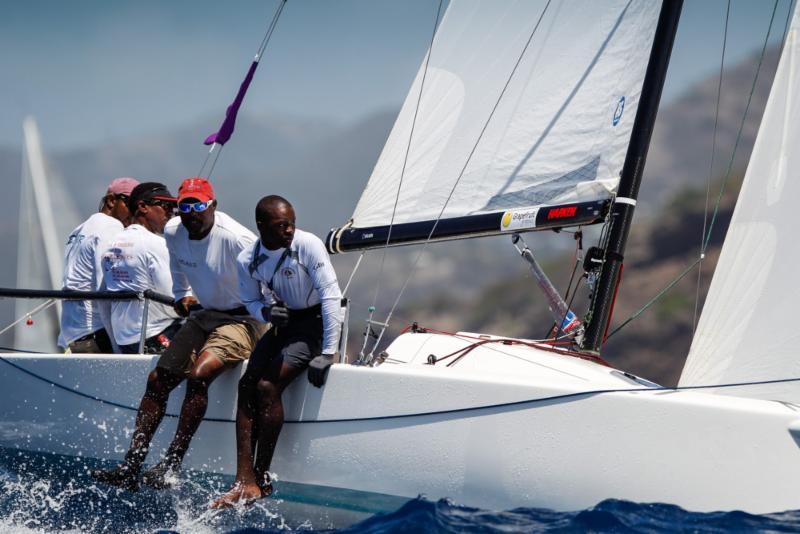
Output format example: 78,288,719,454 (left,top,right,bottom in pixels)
12,117,81,353
2,0,800,515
